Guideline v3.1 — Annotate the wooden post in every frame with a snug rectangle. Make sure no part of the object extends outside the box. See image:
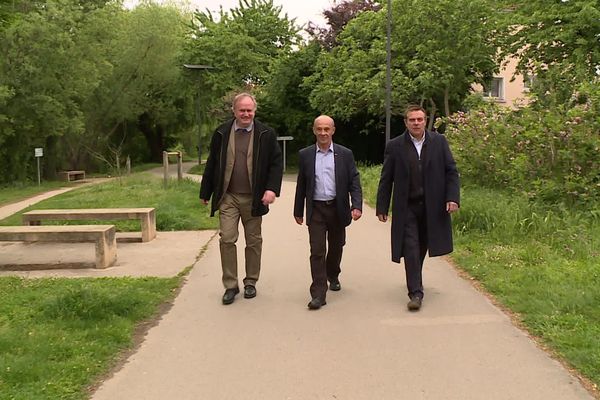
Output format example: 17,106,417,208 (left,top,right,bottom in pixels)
177,151,183,181
163,151,169,188
126,156,131,175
